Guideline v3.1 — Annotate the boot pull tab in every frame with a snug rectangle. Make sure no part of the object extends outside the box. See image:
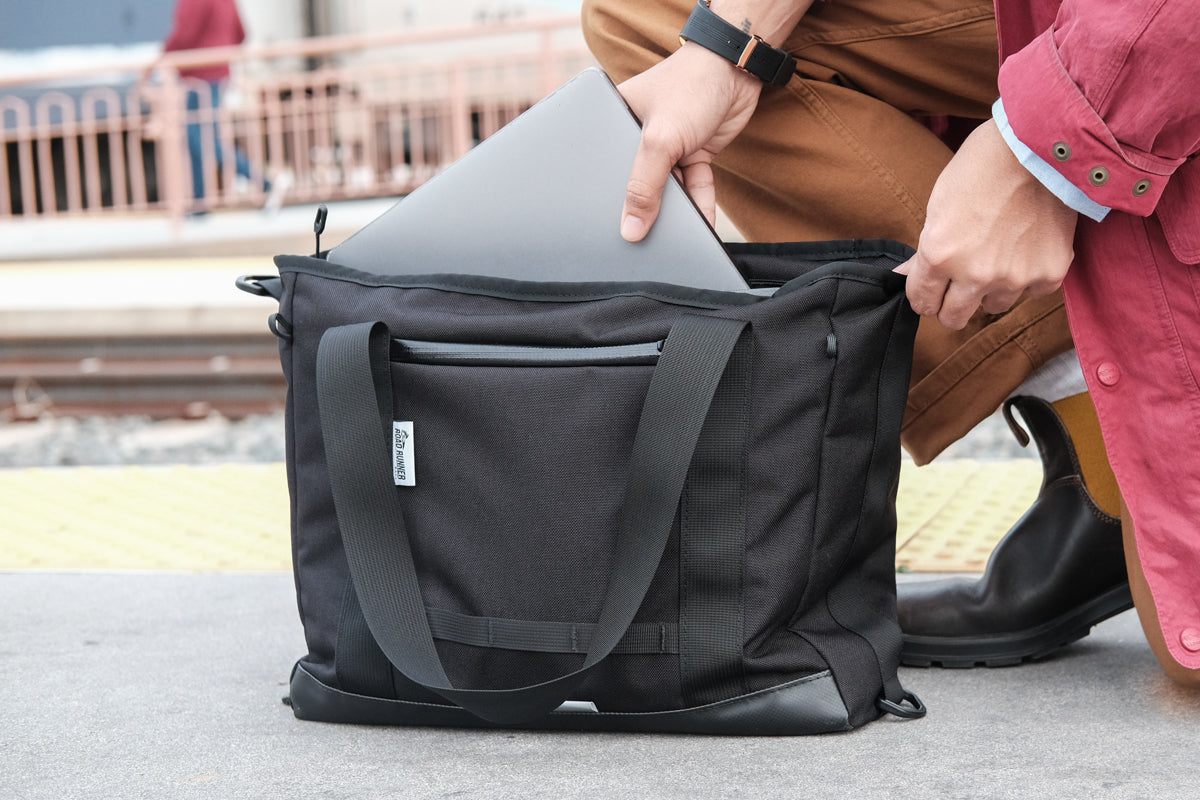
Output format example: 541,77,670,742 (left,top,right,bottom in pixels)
1002,397,1031,448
